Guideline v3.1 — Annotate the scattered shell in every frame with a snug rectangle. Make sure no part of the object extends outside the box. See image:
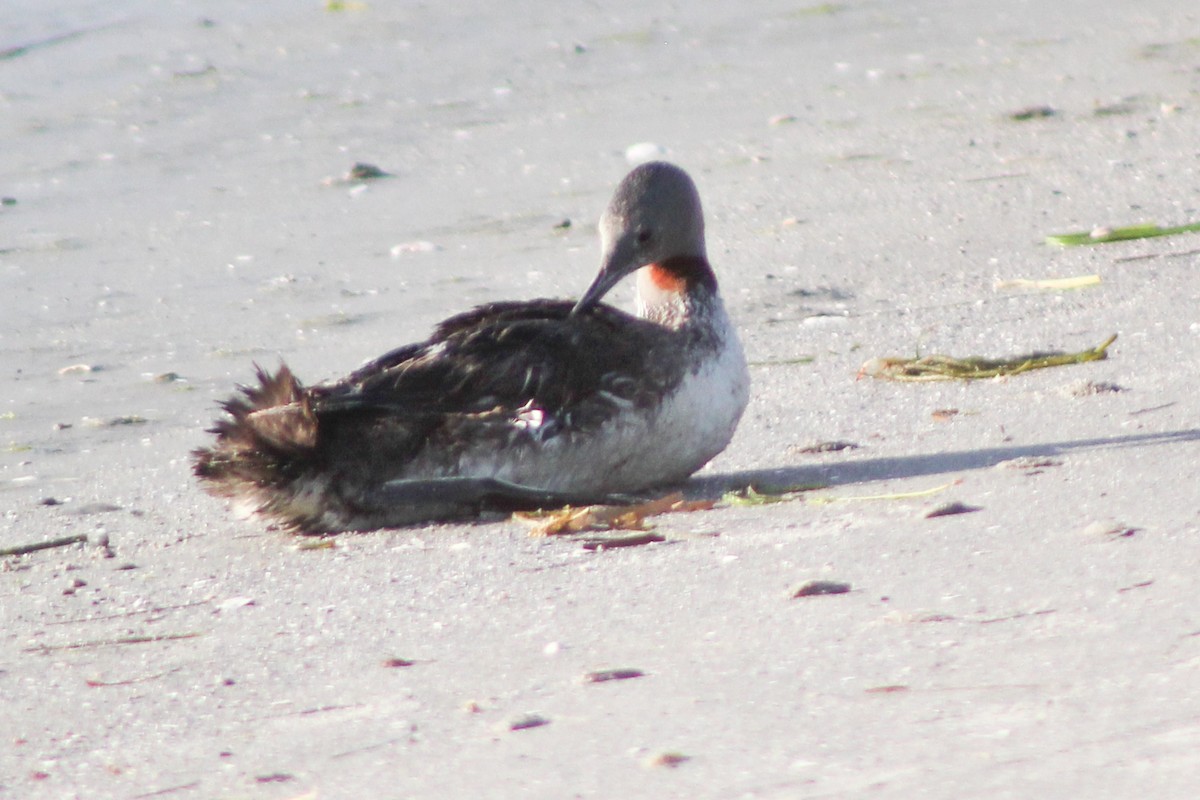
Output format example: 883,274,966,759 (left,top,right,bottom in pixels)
96,533,116,559
865,685,910,694
390,240,440,257
69,502,122,515
215,596,255,612
794,440,859,454
930,408,959,421
995,456,1063,471
580,668,645,684
625,142,668,165
643,751,689,769
321,162,392,186
1069,380,1125,397
82,415,148,427
790,580,852,598
58,364,99,376
502,713,550,732
1081,521,1140,539
1008,105,1057,121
